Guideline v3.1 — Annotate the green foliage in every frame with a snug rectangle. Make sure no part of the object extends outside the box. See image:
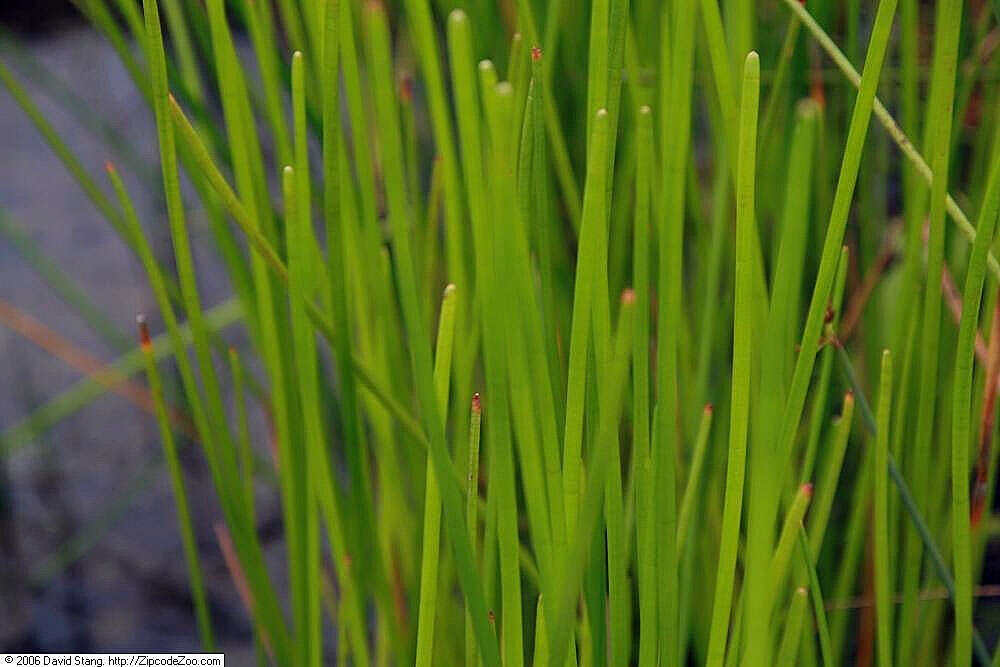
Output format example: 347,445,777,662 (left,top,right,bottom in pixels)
2,0,1000,664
